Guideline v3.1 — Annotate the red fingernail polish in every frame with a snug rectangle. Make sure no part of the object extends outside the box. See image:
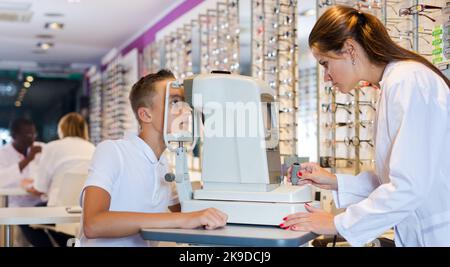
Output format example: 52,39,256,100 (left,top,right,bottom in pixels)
279,224,284,227
297,171,303,177
283,217,287,220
